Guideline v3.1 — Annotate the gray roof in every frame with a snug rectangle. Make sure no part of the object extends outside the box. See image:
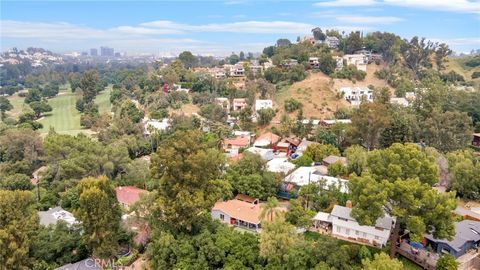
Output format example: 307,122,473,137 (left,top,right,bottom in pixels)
38,206,77,227
55,258,101,270
331,205,394,230
322,155,347,165
426,220,480,252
